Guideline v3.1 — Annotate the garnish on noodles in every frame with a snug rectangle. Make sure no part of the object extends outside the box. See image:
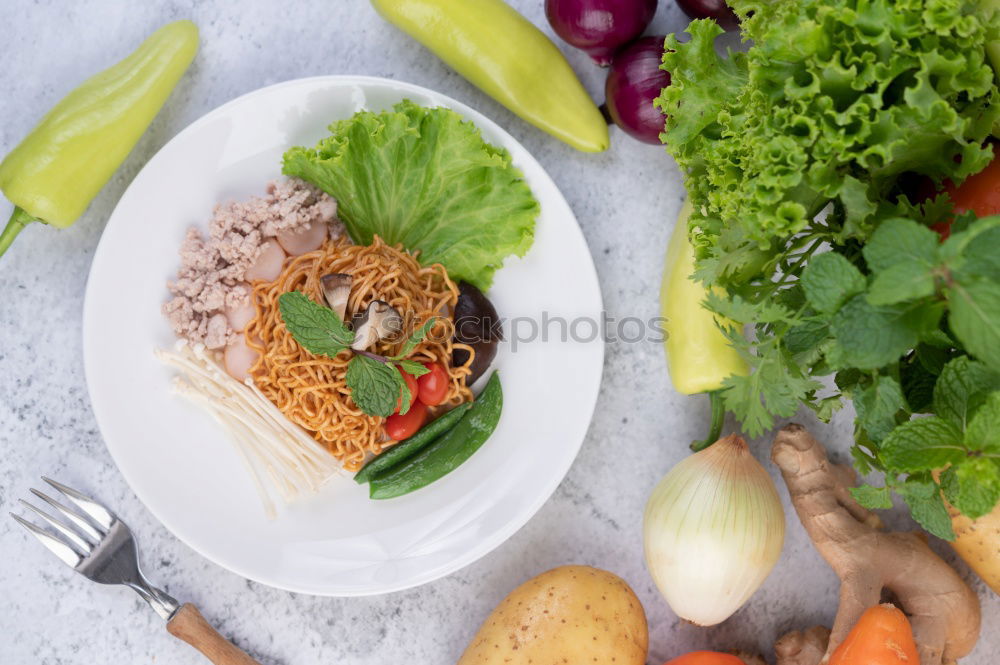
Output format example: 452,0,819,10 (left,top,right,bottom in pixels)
245,235,474,471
